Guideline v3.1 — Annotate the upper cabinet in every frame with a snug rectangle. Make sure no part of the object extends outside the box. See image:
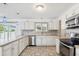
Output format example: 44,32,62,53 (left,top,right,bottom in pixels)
48,21,53,30
24,21,34,30
53,20,59,30
73,7,79,16
23,19,59,31
66,12,74,19
48,20,59,30
66,6,79,19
